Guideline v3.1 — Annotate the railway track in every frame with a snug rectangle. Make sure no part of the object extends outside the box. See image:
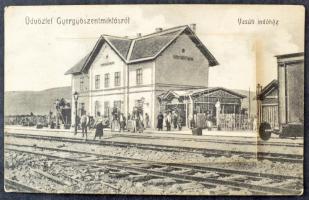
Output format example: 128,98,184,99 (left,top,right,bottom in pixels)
5,132,303,163
5,143,302,195
112,133,303,147
5,178,42,193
